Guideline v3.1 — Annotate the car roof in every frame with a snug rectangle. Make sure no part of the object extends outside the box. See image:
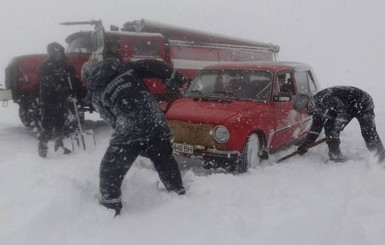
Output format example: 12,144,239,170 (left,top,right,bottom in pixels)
203,61,312,73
